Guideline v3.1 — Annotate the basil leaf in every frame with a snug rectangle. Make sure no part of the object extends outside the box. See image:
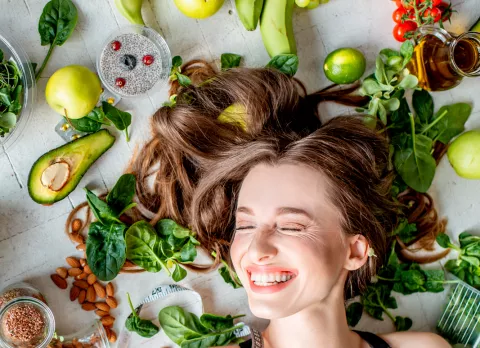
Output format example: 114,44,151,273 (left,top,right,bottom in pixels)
346,302,363,327
125,221,167,273
84,188,119,225
102,101,132,141
412,89,434,124
172,263,187,282
266,54,299,77
86,222,126,281
106,173,136,216
38,0,78,46
221,53,242,70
